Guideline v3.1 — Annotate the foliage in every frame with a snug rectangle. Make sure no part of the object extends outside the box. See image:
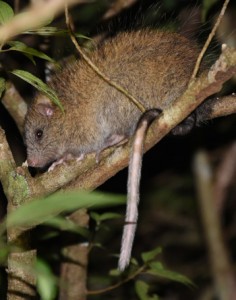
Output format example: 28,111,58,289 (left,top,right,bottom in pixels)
0,1,14,25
